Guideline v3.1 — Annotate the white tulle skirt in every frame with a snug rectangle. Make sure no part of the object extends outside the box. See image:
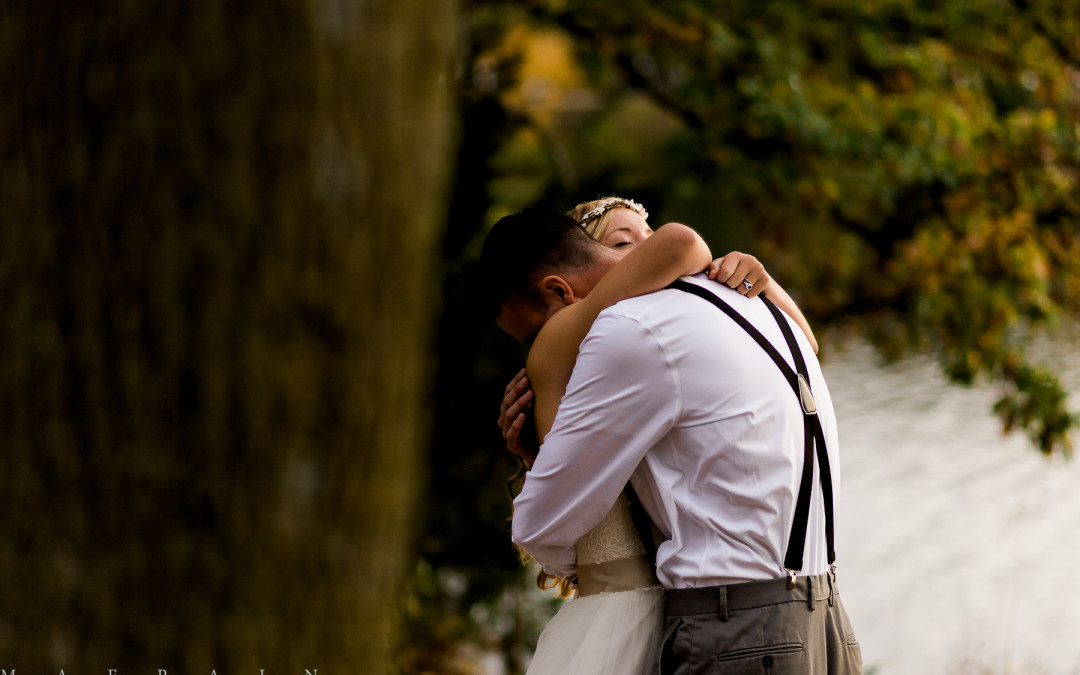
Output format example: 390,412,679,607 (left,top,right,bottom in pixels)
526,587,665,675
